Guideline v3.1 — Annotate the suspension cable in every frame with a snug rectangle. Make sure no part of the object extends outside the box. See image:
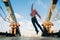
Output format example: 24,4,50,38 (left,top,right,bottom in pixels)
52,9,60,21
0,6,10,22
